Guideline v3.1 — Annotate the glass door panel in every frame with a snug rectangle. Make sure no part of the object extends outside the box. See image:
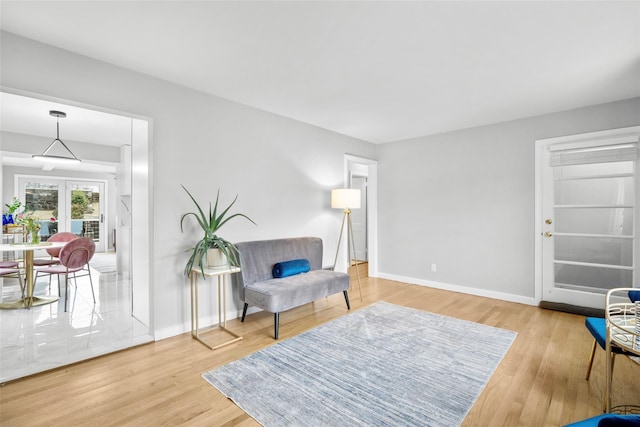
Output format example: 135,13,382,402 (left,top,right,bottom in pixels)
555,235,633,266
554,263,632,291
23,182,60,241
554,207,633,235
554,176,634,205
67,182,105,252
